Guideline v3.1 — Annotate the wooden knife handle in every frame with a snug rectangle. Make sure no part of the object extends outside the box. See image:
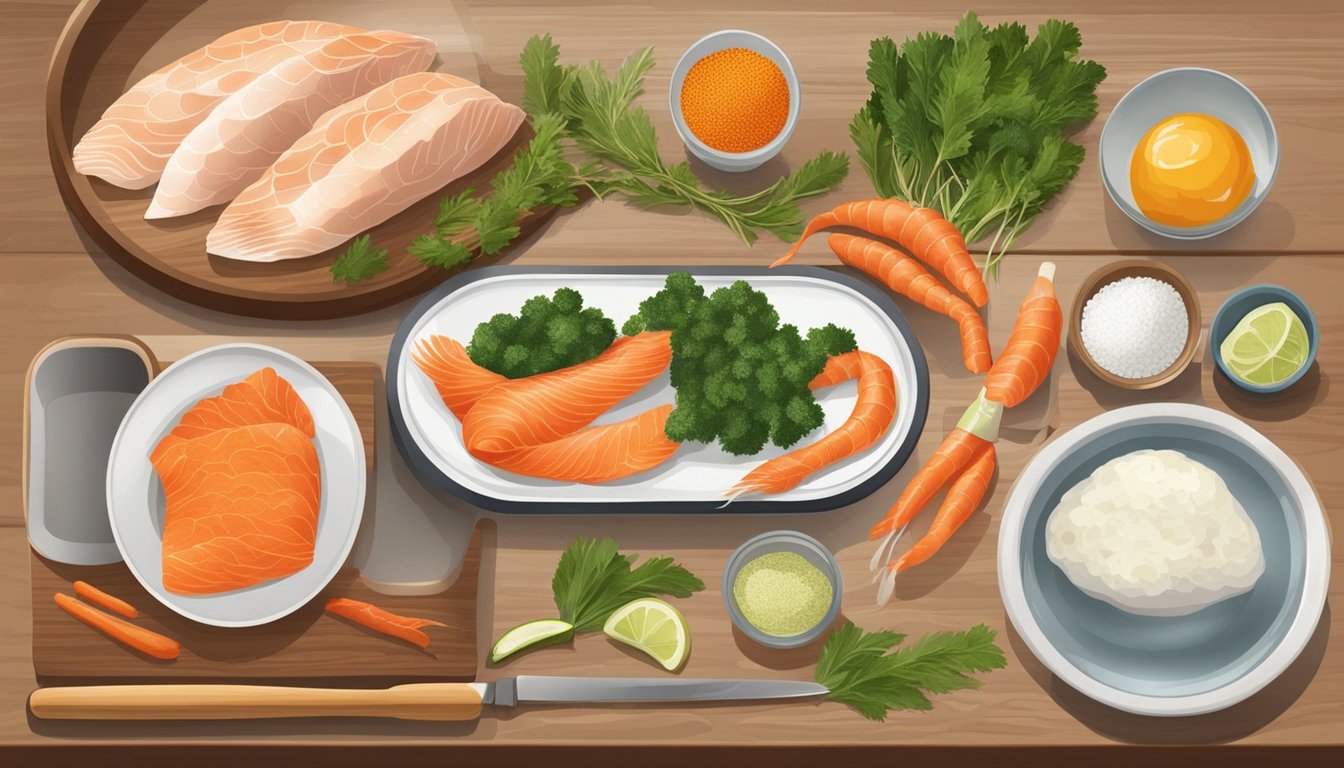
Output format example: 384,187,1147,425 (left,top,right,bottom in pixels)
29,683,485,721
